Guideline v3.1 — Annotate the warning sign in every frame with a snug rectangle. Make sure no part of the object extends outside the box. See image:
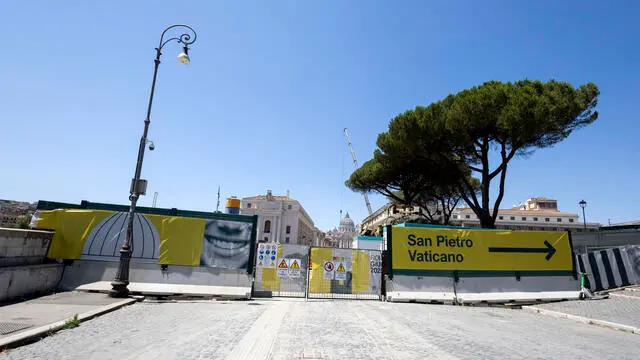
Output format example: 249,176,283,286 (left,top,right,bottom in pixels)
288,259,301,278
257,243,277,268
277,258,289,277
335,261,347,280
323,261,335,280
